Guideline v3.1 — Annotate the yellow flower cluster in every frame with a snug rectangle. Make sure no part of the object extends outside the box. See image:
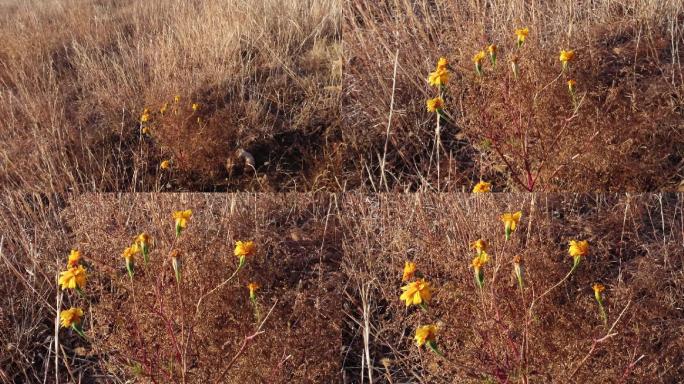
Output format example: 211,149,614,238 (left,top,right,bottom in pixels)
470,238,489,288
398,260,441,354
58,250,88,338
